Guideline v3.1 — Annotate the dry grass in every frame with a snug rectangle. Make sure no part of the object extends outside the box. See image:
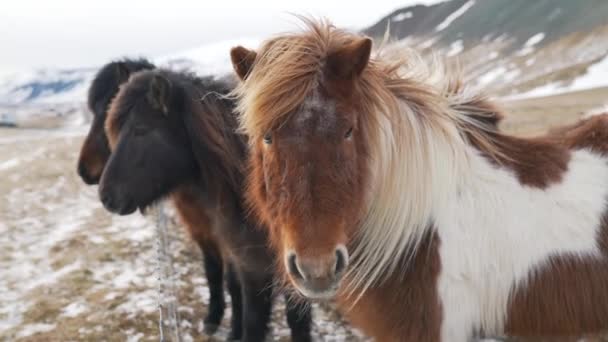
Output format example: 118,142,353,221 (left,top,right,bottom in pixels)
500,86,608,136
